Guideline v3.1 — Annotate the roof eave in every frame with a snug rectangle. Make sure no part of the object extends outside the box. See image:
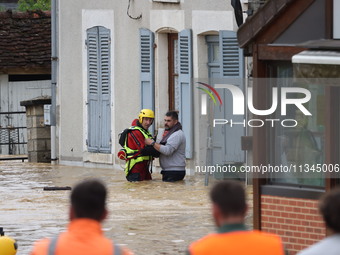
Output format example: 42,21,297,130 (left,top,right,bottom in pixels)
237,0,297,48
